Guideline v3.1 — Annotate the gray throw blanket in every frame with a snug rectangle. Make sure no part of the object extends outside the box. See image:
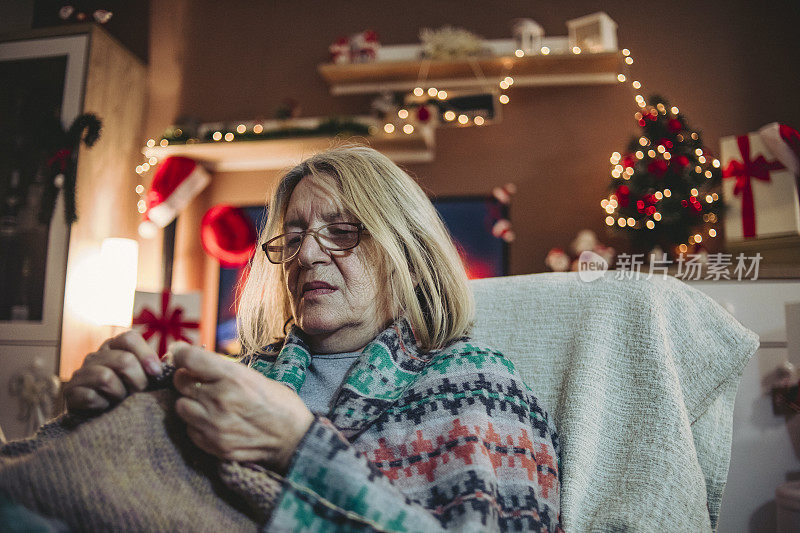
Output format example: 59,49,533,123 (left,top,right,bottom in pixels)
0,370,283,532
